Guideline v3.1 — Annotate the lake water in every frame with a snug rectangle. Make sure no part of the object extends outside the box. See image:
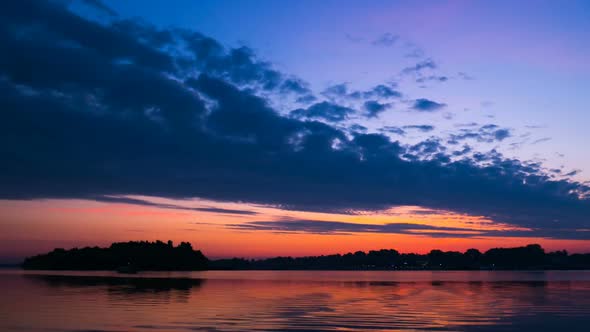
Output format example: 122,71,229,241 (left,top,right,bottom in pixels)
1,270,590,331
